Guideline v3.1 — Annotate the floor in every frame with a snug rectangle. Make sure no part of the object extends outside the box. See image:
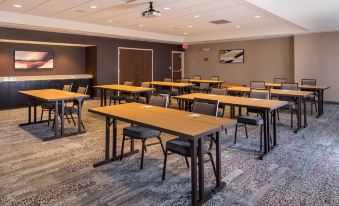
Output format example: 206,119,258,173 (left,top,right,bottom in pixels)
0,100,338,206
